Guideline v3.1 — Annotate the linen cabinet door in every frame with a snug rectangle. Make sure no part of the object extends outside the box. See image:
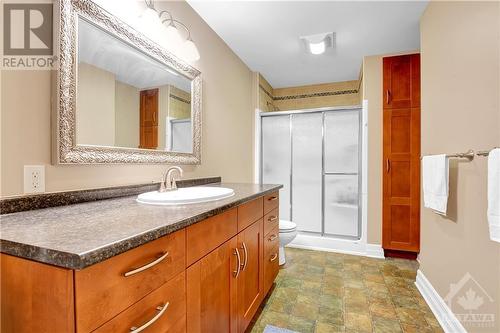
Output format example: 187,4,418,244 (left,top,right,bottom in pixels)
186,236,239,333
237,219,264,333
